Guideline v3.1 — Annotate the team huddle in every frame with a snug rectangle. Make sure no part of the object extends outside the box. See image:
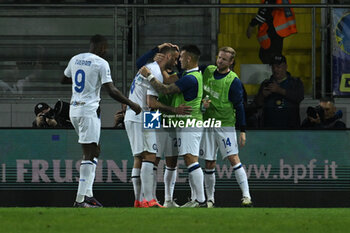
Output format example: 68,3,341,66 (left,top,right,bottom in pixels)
64,34,252,208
